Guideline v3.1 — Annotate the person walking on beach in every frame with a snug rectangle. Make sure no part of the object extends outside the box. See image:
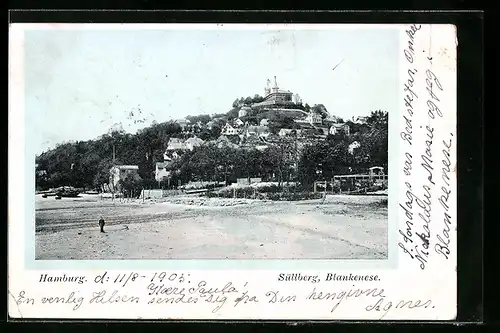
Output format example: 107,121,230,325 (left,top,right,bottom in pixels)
99,217,105,233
